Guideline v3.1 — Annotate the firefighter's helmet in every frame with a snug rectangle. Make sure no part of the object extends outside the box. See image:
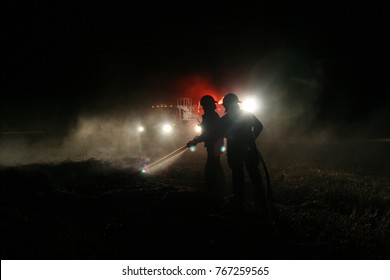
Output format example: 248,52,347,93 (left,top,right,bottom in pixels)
222,93,241,108
200,95,217,109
